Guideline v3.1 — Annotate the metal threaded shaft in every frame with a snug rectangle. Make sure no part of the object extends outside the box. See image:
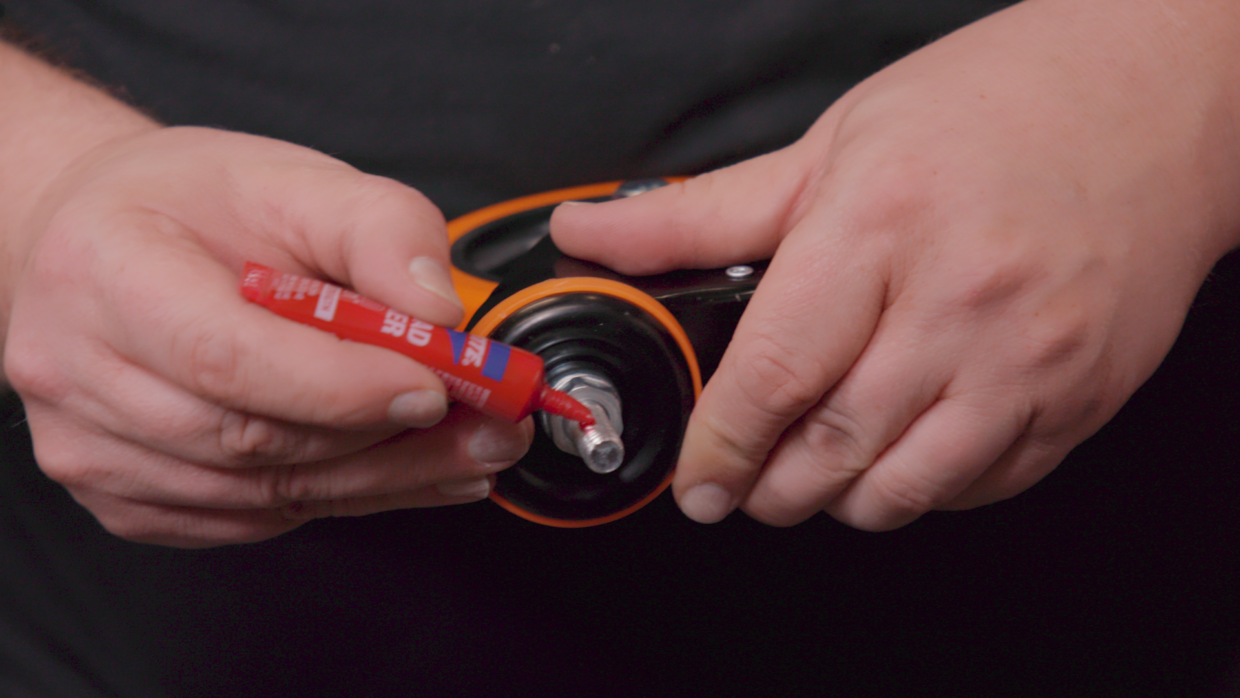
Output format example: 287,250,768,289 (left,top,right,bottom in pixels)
573,412,625,474
540,366,626,474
